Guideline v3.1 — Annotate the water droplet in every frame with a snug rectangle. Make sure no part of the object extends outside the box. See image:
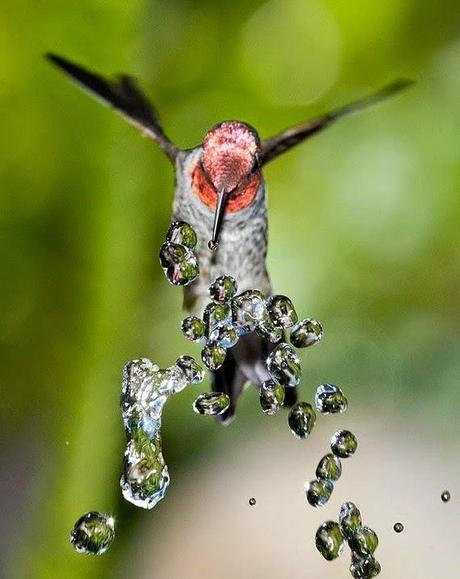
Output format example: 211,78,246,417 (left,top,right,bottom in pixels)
350,553,381,578
348,526,379,556
231,289,268,332
255,318,283,343
266,343,301,387
290,318,323,348
208,239,218,251
288,401,316,438
306,479,334,507
193,392,231,415
315,521,345,560
209,275,238,302
120,431,170,509
203,302,232,337
316,453,342,481
259,380,285,415
331,430,358,458
159,242,199,286
201,342,227,370
339,502,363,539
249,497,256,506
441,490,451,503
393,522,404,533
70,512,115,555
181,316,205,342
208,323,239,349
266,294,298,329
175,355,204,385
315,384,348,414
166,221,197,248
